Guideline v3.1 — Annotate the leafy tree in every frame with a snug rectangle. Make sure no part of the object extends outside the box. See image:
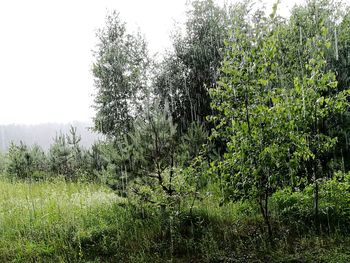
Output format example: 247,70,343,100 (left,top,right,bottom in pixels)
289,27,350,228
335,7,350,90
209,5,350,236
282,0,350,171
153,0,239,132
209,9,287,237
283,0,350,225
92,11,150,138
